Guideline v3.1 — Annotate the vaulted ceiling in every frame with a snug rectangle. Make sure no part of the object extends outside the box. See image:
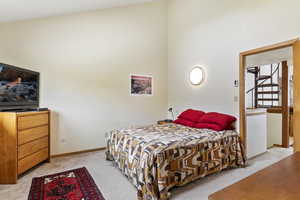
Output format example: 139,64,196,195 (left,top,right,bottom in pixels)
0,0,153,22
